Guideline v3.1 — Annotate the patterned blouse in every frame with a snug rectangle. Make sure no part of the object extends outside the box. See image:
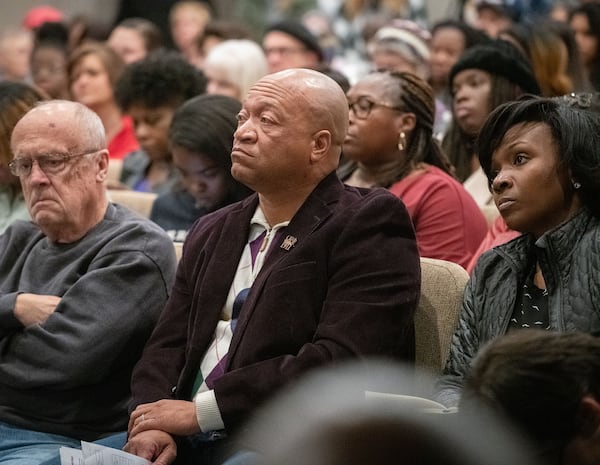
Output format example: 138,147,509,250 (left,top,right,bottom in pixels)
509,268,550,331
